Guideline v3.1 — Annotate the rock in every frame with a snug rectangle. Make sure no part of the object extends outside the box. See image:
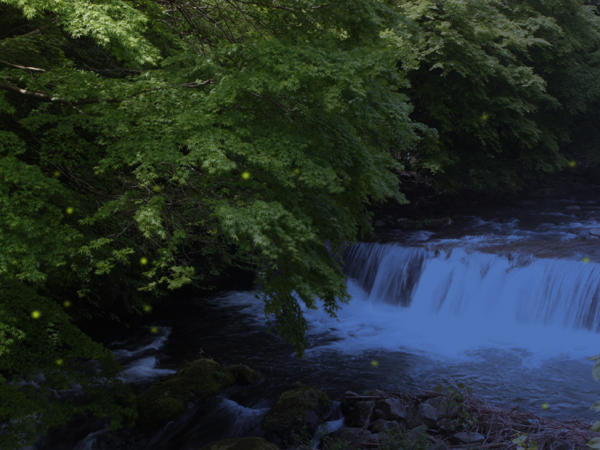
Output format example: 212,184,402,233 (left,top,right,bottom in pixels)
408,424,436,446
566,205,581,211
345,400,375,427
224,364,261,385
369,419,404,434
137,359,258,431
404,408,424,429
340,391,361,414
417,403,438,428
199,437,280,450
428,439,450,450
373,398,407,422
425,396,460,419
374,220,386,227
262,385,330,448
590,228,600,237
329,427,371,445
452,431,485,445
